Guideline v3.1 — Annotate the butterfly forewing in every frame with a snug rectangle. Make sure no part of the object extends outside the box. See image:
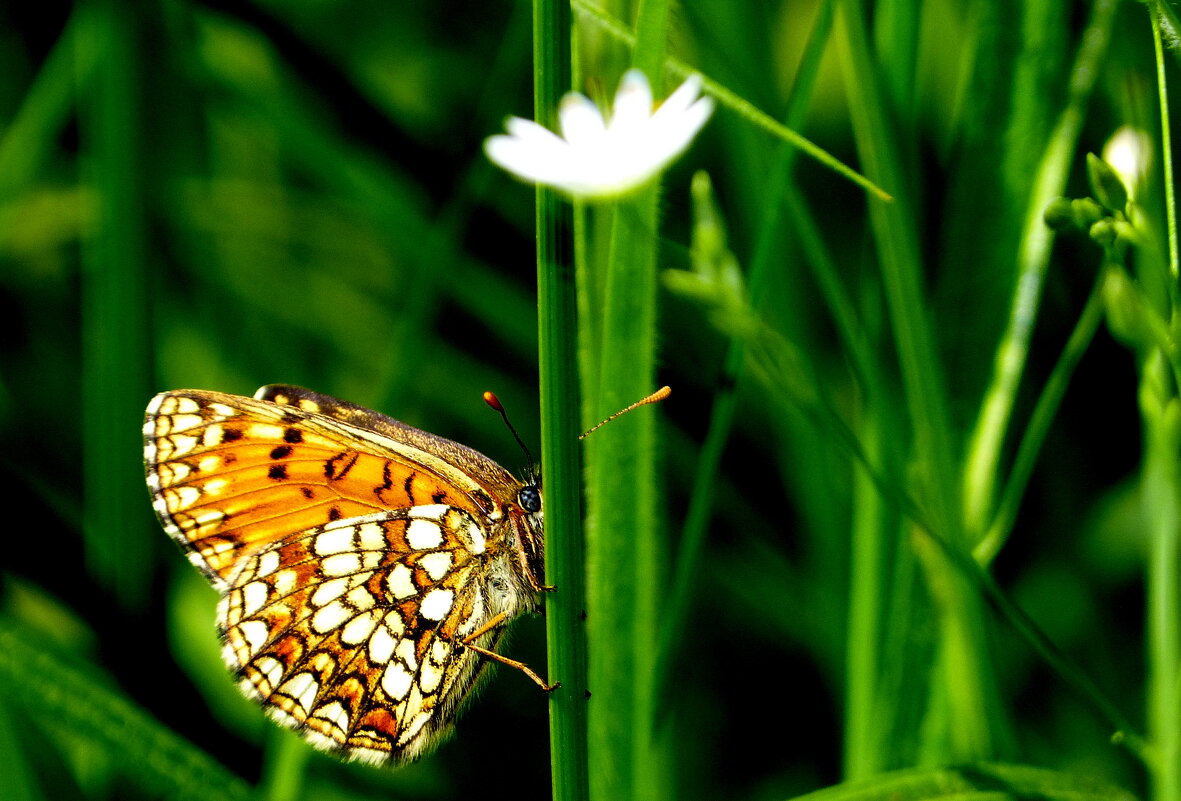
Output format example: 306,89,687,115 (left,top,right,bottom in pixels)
143,386,545,764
